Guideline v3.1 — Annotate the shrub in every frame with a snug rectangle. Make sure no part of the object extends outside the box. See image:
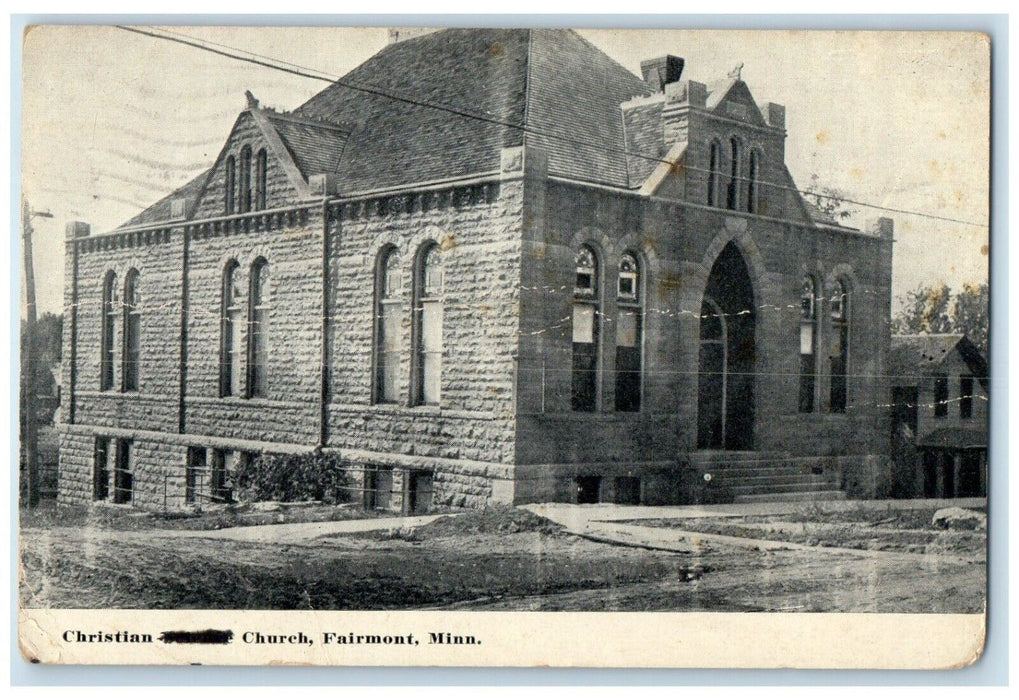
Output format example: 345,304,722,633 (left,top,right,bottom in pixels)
232,452,357,505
